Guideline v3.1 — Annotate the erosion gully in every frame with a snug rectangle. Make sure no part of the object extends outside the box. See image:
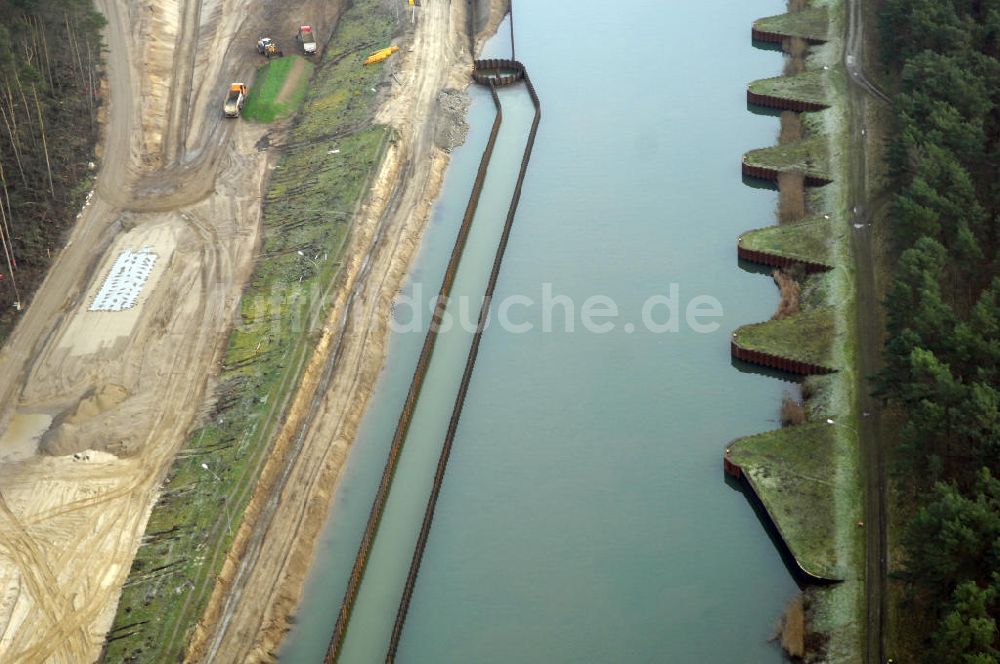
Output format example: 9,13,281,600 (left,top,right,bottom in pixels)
281,1,796,661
